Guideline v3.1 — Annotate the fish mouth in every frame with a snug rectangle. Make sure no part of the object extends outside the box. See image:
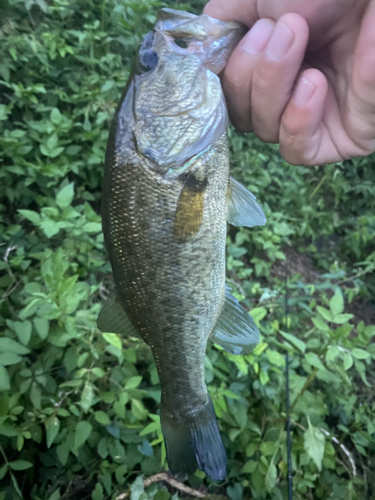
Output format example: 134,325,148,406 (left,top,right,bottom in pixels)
155,8,246,74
